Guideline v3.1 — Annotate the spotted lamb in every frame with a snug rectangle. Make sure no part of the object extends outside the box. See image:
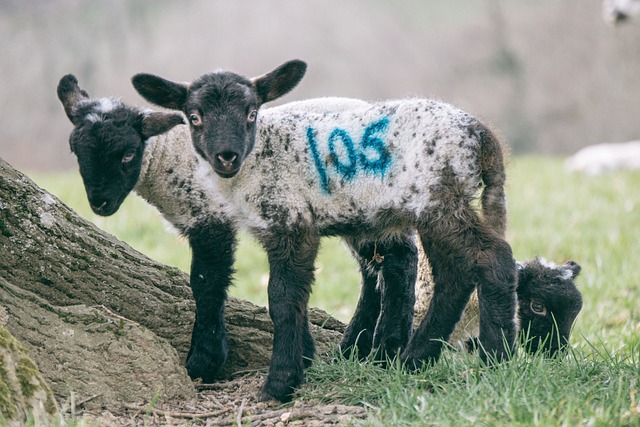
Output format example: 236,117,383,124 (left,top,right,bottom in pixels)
132,59,518,402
